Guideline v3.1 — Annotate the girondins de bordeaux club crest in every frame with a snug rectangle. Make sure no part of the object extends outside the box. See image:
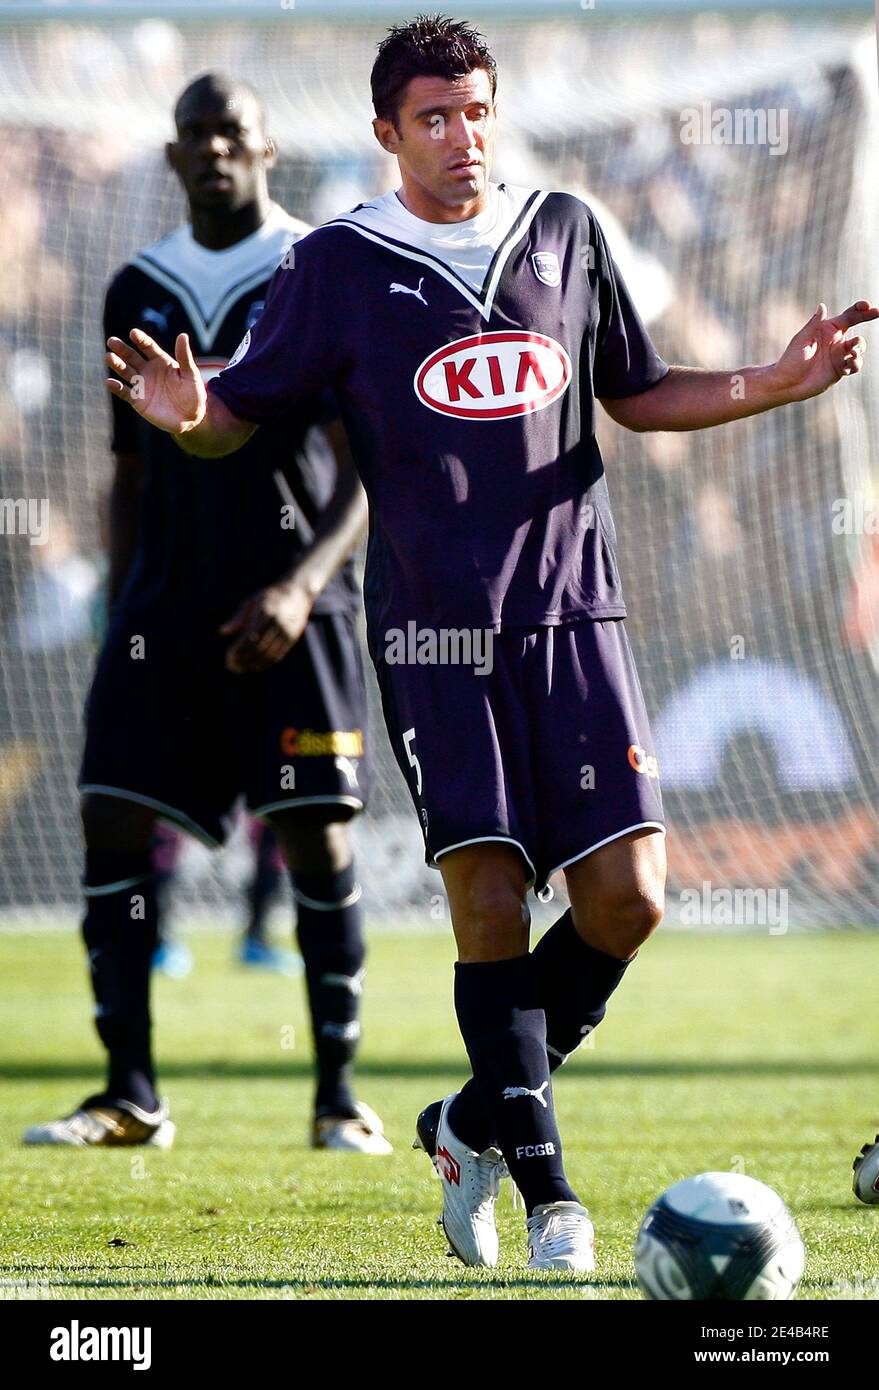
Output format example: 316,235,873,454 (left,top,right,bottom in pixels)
531,250,561,287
